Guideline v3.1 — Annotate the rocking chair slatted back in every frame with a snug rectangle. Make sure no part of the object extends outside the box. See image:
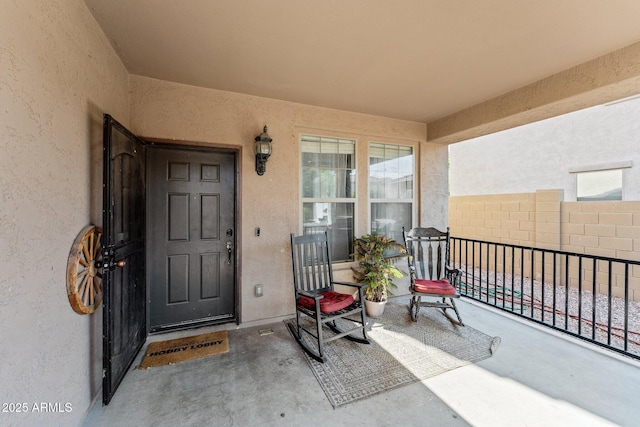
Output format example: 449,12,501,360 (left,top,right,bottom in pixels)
405,227,449,281
291,232,334,294
402,226,464,326
288,231,370,363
